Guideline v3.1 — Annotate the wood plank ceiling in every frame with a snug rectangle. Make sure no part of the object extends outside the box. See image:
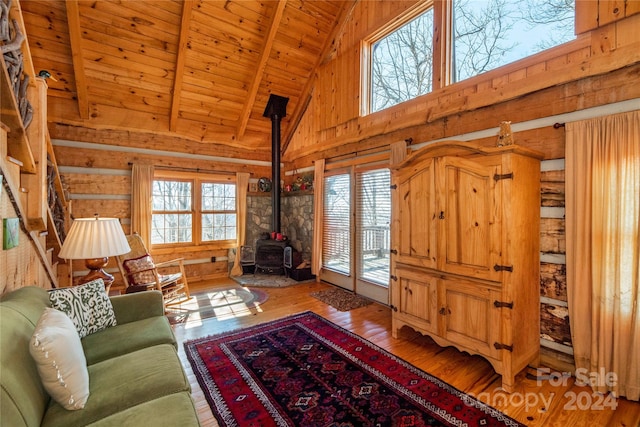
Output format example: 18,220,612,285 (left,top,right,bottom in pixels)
20,0,353,156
